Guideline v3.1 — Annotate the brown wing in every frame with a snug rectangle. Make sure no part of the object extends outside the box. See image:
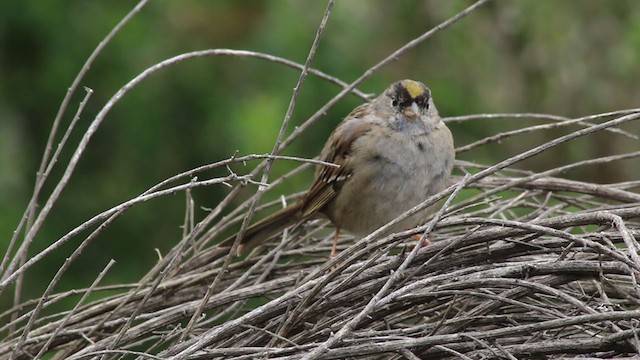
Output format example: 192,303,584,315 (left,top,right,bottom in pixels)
300,104,372,218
